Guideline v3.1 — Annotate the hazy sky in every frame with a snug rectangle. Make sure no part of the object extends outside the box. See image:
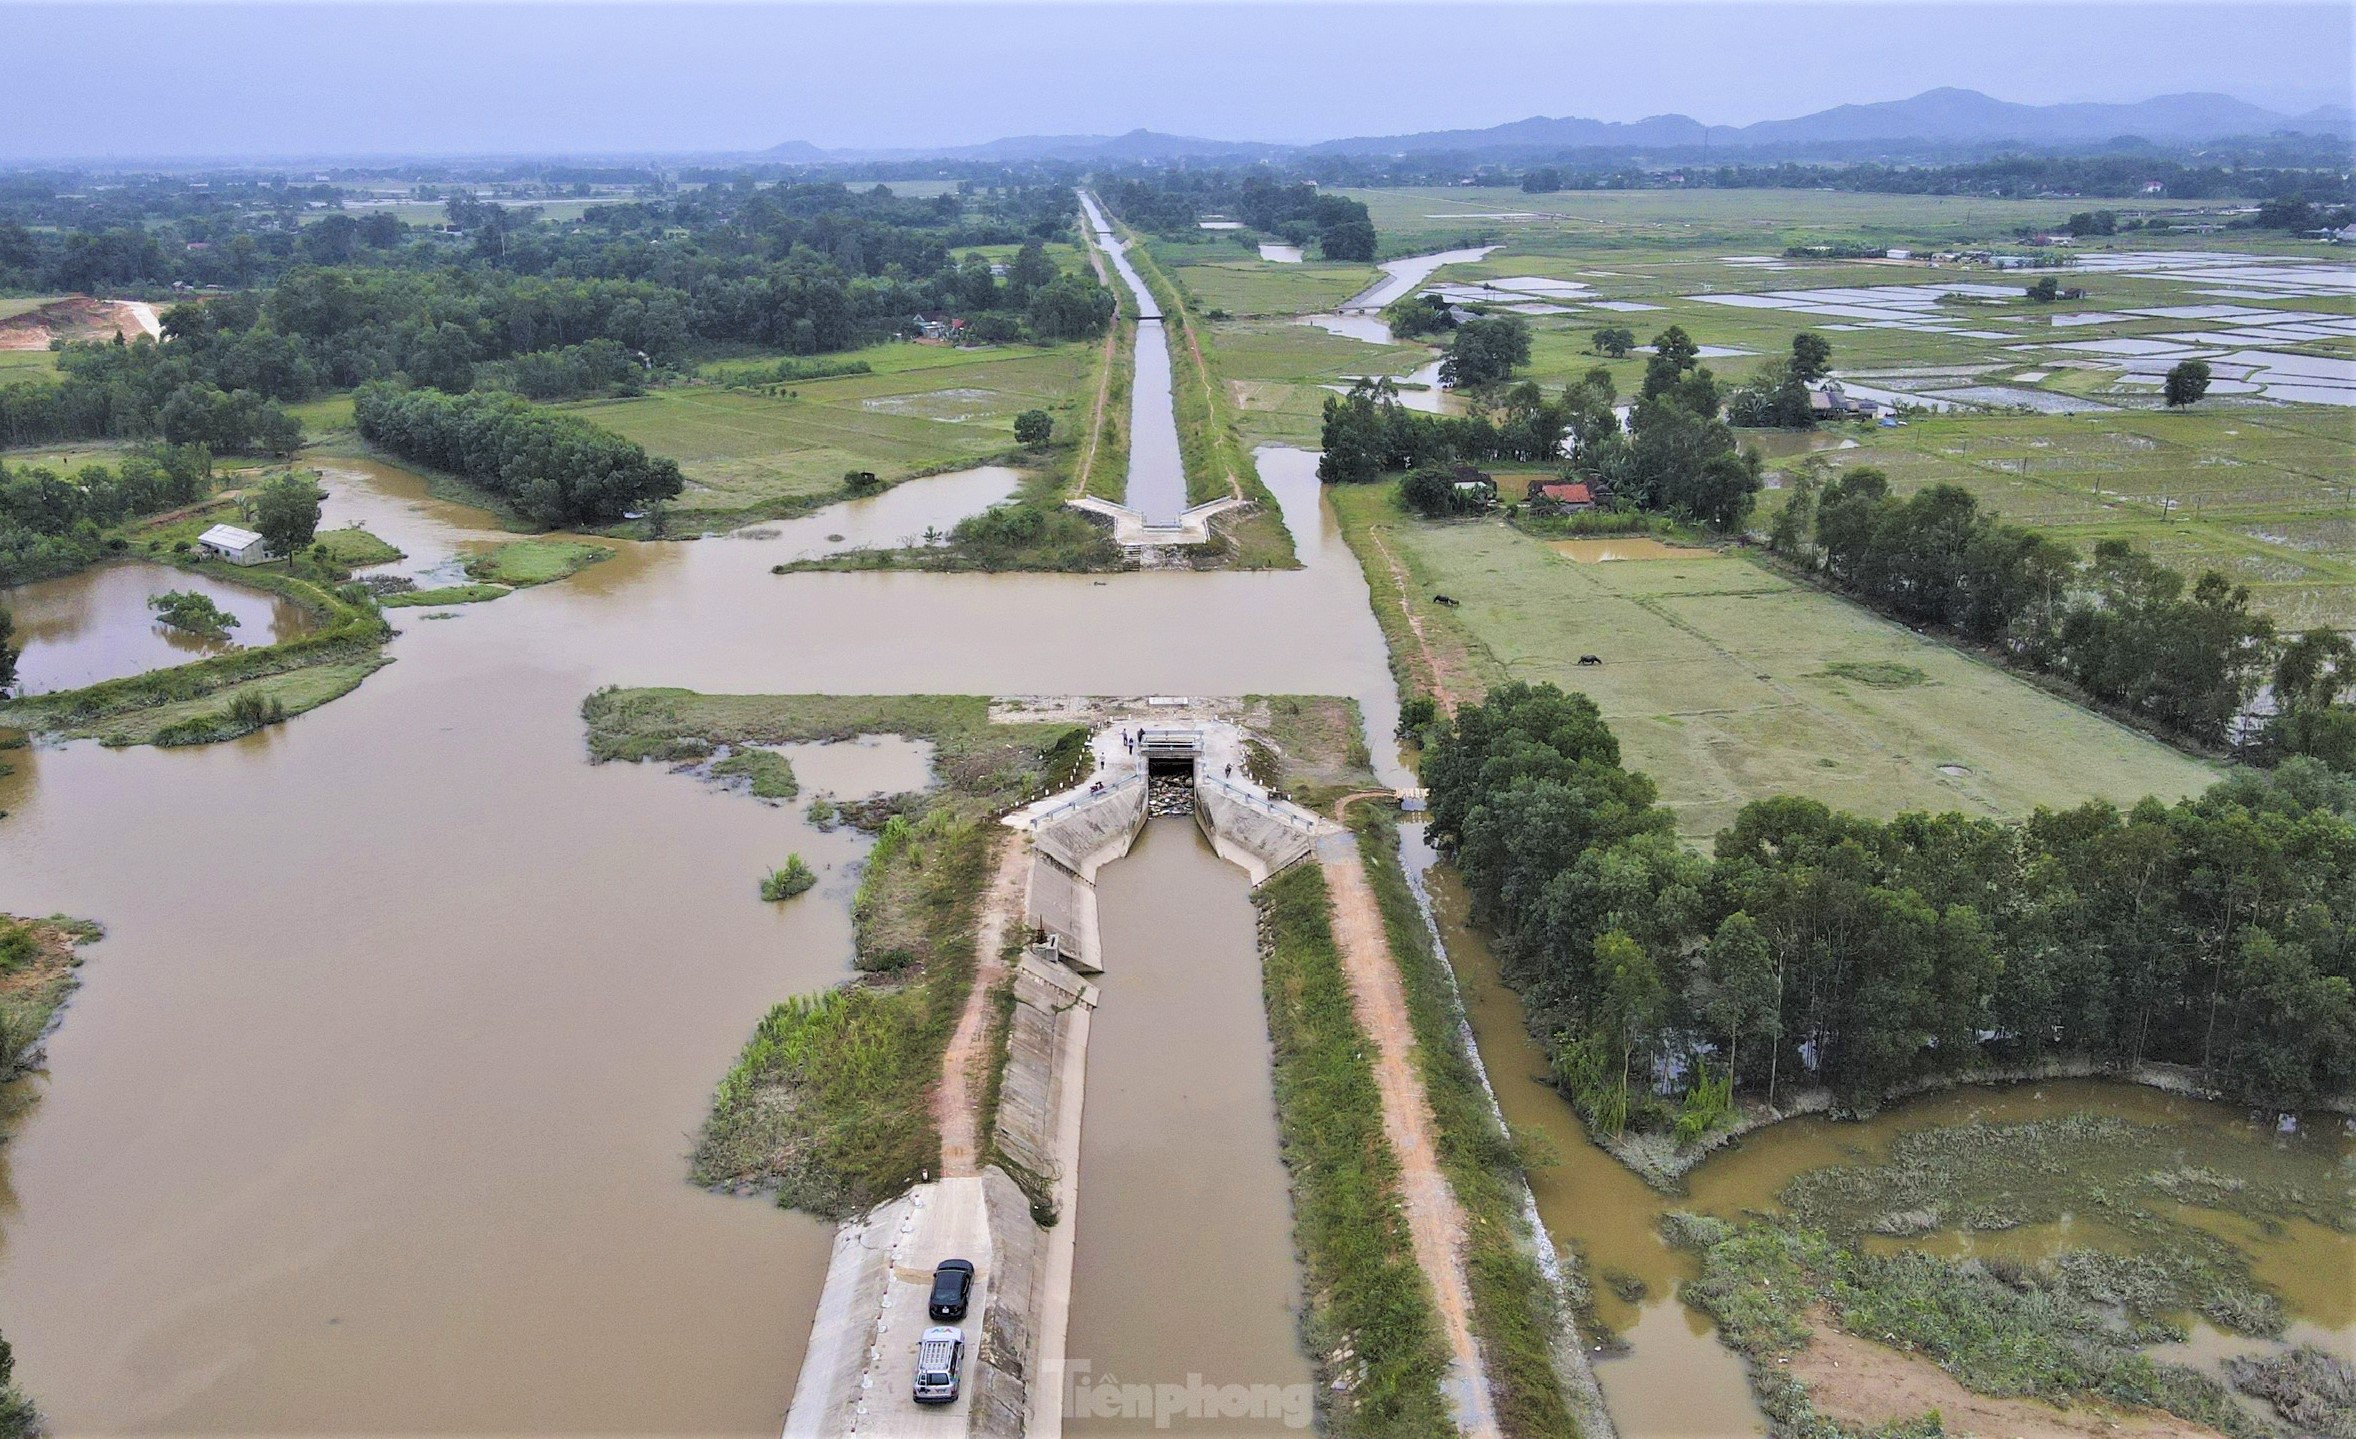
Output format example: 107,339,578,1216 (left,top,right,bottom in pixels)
2,2,2349,160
